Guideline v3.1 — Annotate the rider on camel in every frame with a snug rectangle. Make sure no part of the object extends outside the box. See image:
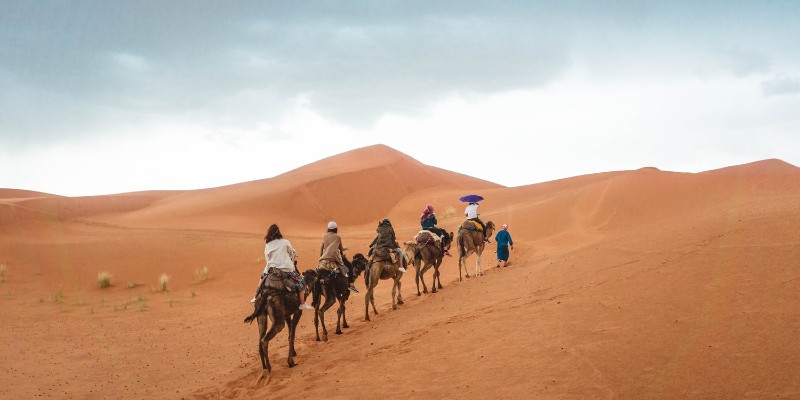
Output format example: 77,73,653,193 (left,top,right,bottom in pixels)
465,202,489,243
368,218,406,272
251,224,313,309
319,221,358,292
420,204,452,256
